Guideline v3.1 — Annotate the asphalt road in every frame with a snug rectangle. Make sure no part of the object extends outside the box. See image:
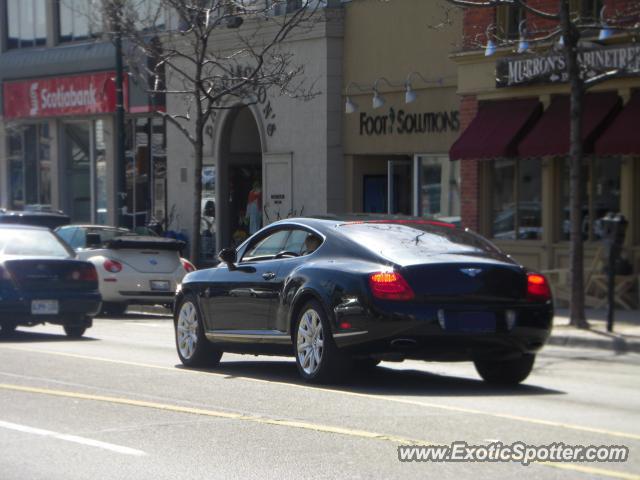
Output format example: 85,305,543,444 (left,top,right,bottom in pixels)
0,312,638,480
